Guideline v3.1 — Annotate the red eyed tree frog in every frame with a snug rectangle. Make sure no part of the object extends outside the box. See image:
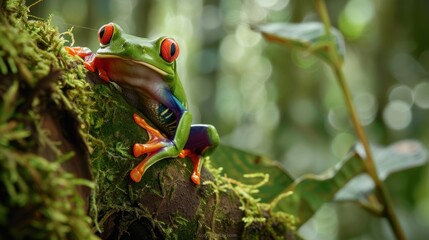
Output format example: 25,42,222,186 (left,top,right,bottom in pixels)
66,23,219,185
